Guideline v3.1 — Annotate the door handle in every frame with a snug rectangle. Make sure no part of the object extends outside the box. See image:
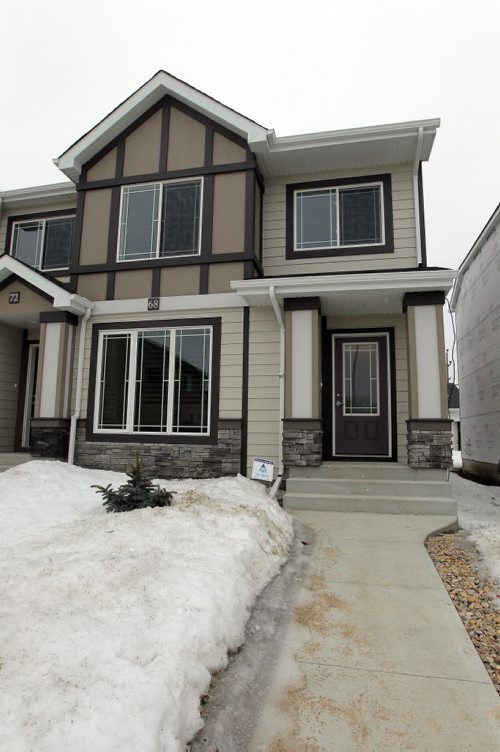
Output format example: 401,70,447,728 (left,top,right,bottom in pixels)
336,400,343,406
